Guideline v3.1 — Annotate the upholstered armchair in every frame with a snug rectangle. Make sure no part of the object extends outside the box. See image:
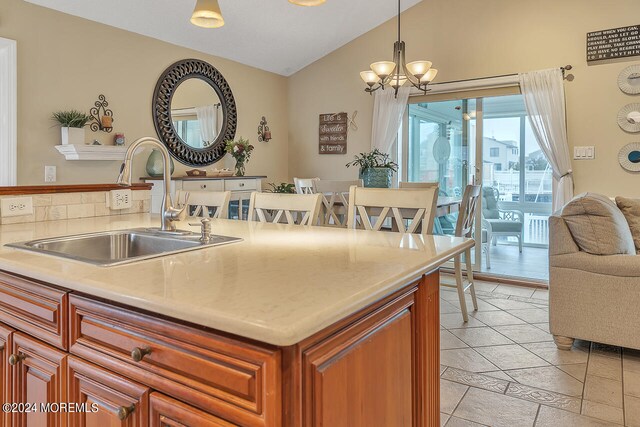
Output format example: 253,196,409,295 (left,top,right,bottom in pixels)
481,186,524,253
